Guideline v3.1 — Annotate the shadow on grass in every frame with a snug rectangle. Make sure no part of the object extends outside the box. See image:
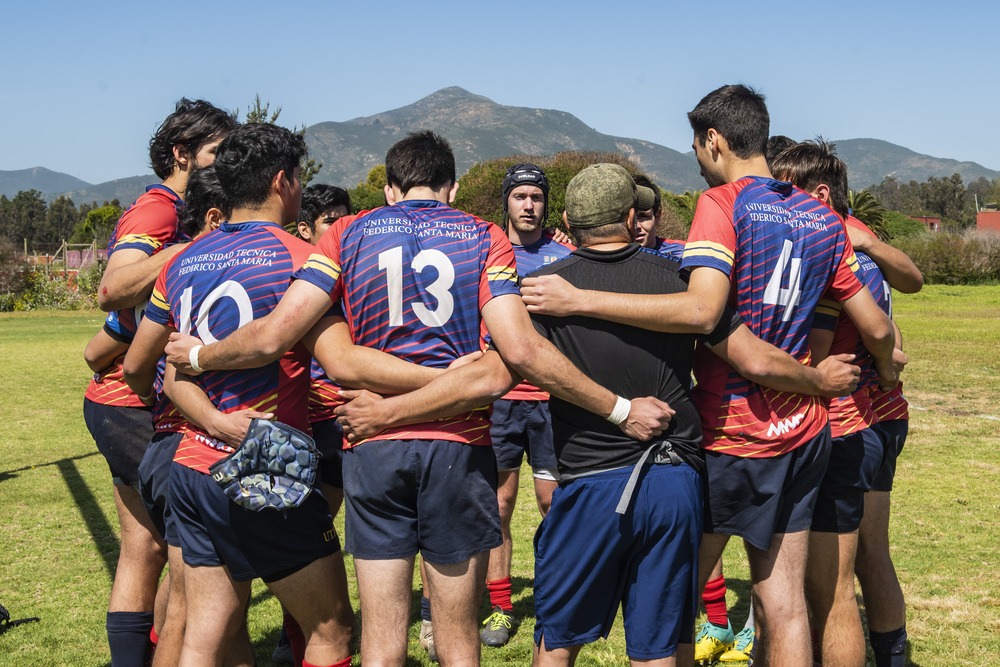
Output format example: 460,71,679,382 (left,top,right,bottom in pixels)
56,455,119,579
0,450,99,483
